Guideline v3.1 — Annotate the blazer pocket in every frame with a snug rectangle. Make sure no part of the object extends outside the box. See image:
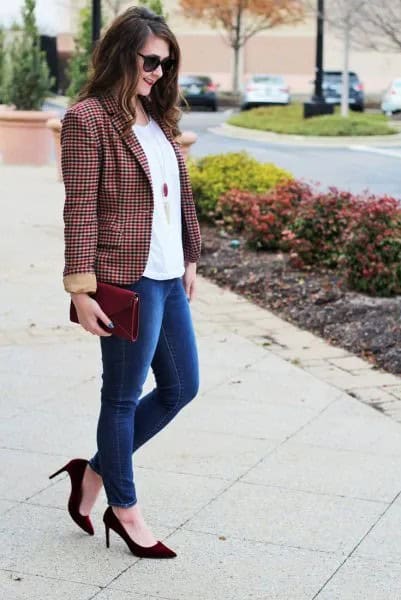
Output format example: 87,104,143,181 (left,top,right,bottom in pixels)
97,219,122,249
